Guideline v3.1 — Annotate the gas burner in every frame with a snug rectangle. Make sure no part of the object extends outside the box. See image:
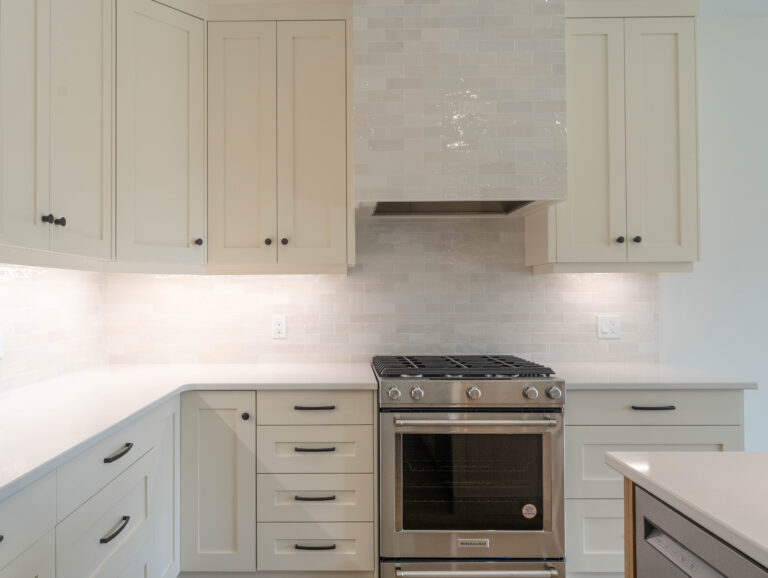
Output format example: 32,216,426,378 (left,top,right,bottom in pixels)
372,355,554,379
